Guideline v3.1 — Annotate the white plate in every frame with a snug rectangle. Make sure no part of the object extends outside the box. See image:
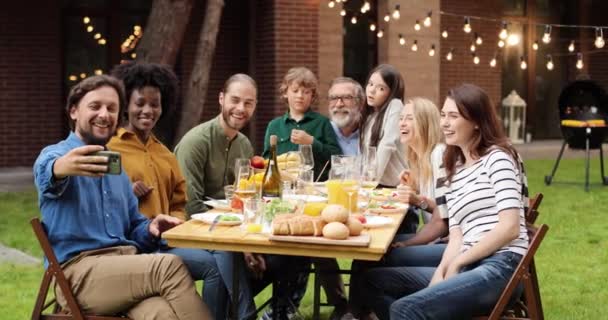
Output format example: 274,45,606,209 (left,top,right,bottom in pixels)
203,199,231,211
366,202,409,214
282,194,327,203
363,215,393,228
191,212,243,226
